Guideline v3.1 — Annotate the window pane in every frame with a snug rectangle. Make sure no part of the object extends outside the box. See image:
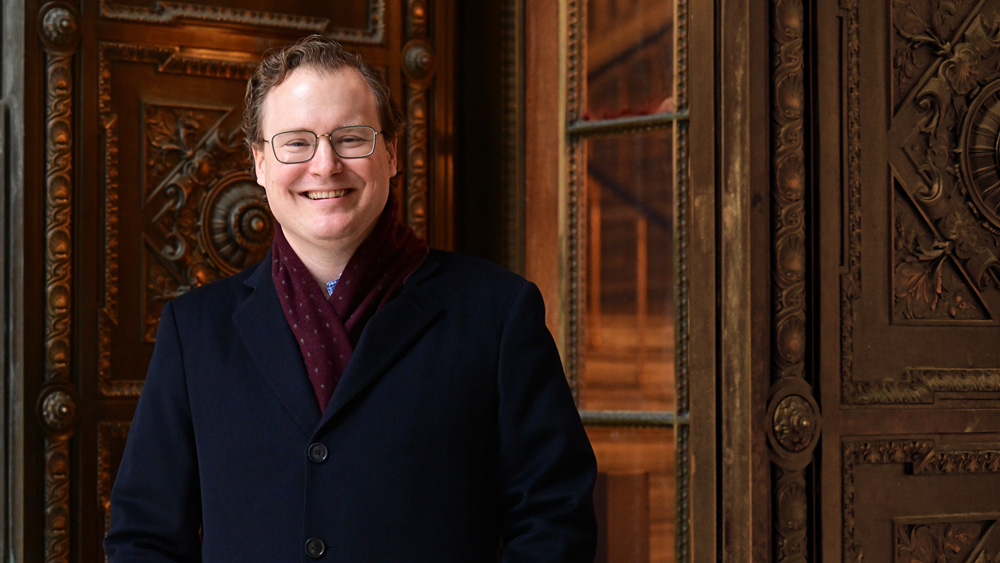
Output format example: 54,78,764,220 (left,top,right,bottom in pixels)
588,426,676,563
578,128,674,412
585,0,674,119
